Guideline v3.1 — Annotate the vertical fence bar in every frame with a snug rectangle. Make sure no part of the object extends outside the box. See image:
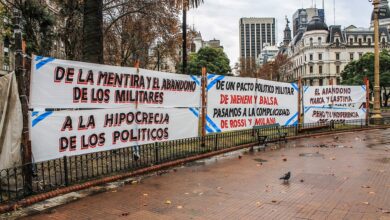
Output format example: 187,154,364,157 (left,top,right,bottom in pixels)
155,142,159,165
365,77,370,126
63,156,69,187
201,67,207,147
